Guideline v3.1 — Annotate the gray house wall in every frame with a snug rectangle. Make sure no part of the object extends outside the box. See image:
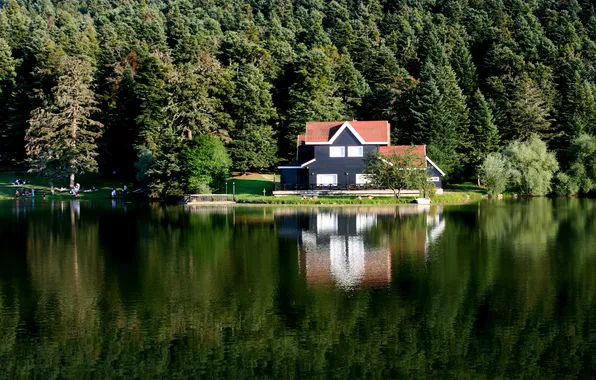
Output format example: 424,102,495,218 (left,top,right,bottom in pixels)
306,129,376,187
